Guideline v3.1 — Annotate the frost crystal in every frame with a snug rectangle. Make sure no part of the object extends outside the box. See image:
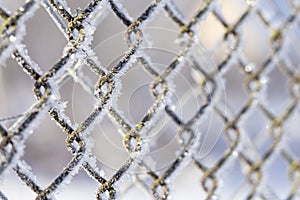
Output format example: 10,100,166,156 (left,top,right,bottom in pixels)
0,0,299,199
